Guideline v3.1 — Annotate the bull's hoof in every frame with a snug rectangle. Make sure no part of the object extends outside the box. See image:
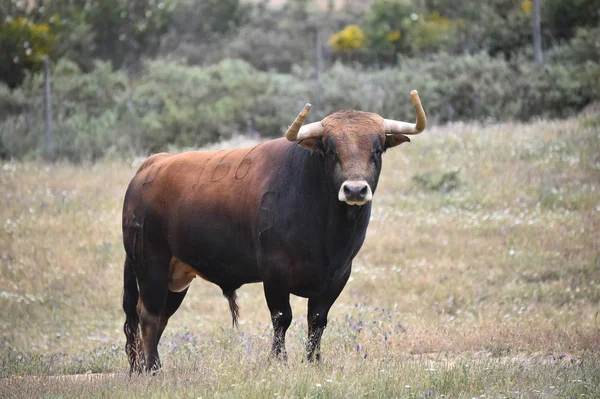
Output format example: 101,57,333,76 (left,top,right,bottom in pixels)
306,353,322,363
269,349,288,362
